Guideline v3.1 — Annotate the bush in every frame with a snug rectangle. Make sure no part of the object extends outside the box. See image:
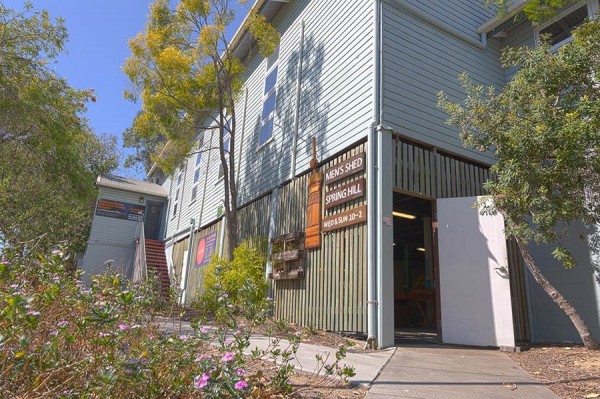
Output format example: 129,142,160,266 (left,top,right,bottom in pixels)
0,243,355,398
0,245,255,398
199,242,269,322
